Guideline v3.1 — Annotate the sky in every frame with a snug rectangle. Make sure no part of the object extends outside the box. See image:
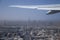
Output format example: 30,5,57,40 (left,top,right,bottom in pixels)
0,0,60,21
